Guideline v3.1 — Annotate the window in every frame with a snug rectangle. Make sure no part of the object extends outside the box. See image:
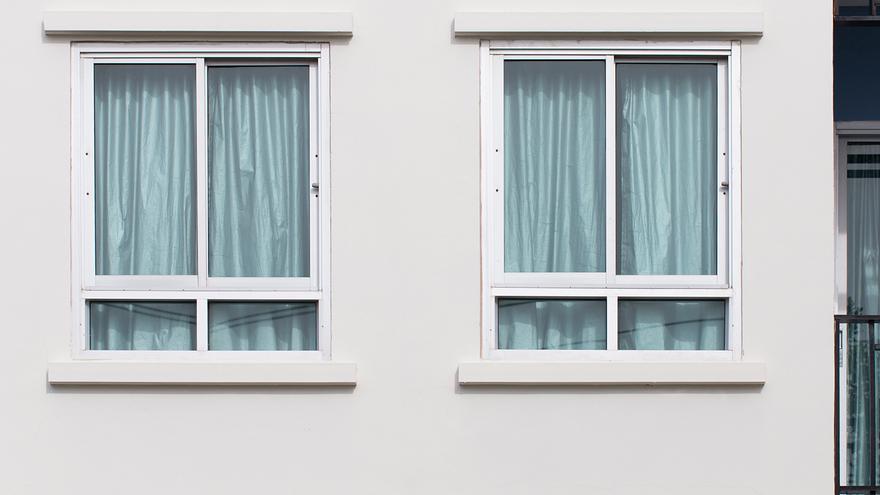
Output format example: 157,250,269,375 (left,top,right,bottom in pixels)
72,43,331,359
481,41,741,360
